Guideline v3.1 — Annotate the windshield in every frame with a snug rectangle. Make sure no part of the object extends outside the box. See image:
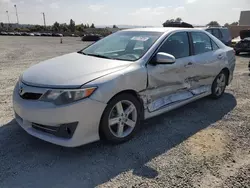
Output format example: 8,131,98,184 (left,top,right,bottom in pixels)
80,31,163,61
